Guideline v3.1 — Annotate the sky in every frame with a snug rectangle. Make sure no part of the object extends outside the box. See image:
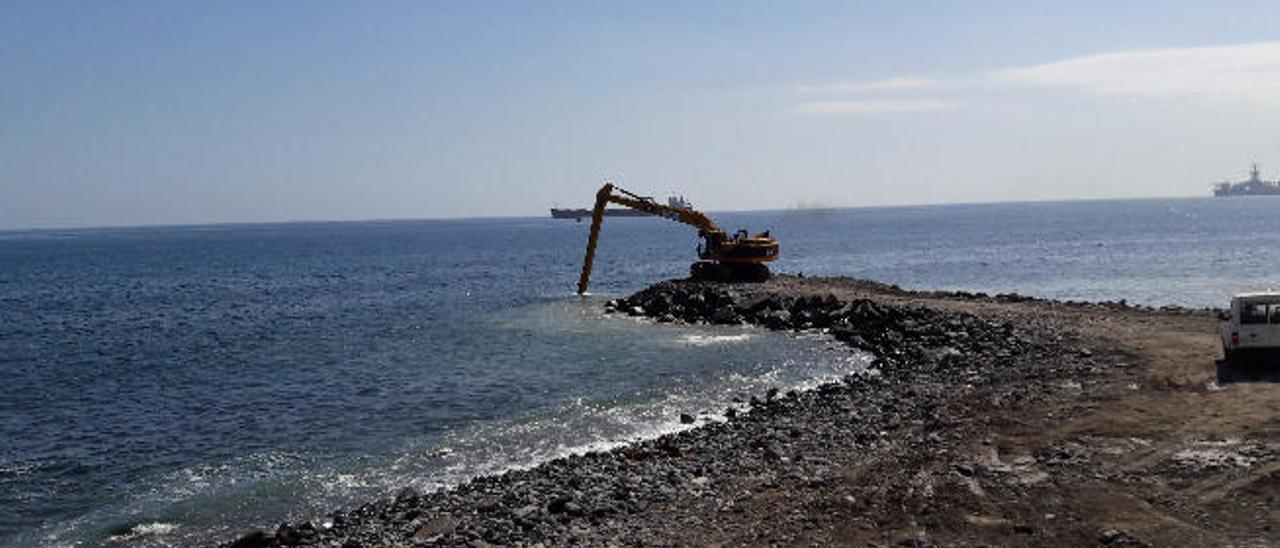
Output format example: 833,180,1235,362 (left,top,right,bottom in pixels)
4,1,1280,229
